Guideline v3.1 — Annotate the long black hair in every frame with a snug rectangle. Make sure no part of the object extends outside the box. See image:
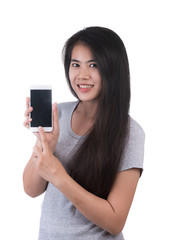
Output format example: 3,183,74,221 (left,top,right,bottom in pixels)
63,27,131,199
